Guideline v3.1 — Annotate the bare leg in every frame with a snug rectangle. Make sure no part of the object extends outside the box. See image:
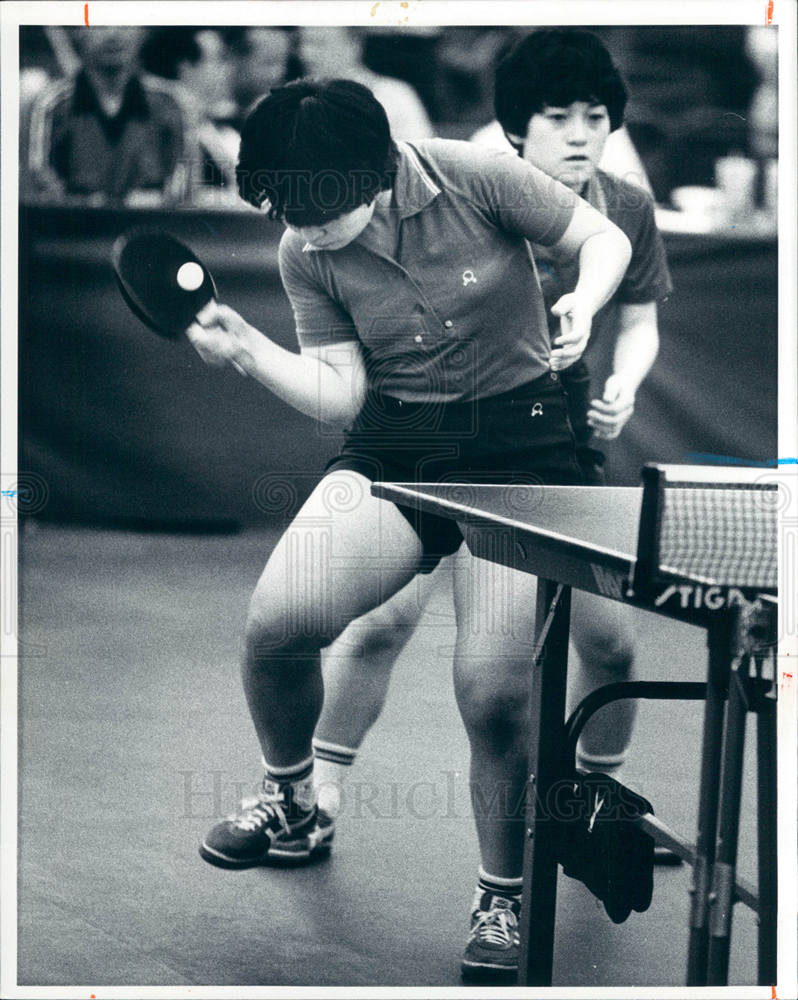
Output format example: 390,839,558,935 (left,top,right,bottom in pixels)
315,563,636,765
452,545,538,877
316,566,443,748
569,590,637,767
243,471,424,767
